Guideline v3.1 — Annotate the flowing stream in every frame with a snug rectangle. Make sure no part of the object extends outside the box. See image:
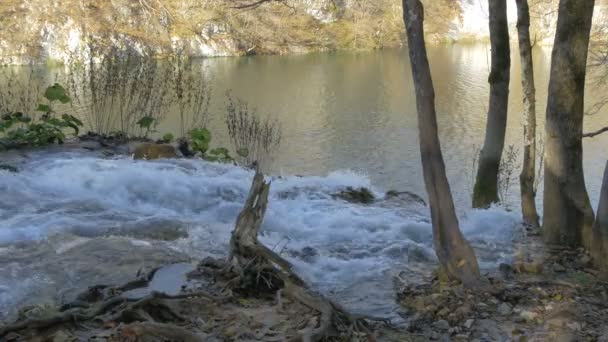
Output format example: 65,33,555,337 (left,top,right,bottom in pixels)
2,45,608,322
0,150,519,322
